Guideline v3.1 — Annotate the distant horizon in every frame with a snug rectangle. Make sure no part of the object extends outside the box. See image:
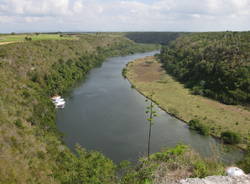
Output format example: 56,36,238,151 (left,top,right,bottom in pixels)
1,30,250,34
